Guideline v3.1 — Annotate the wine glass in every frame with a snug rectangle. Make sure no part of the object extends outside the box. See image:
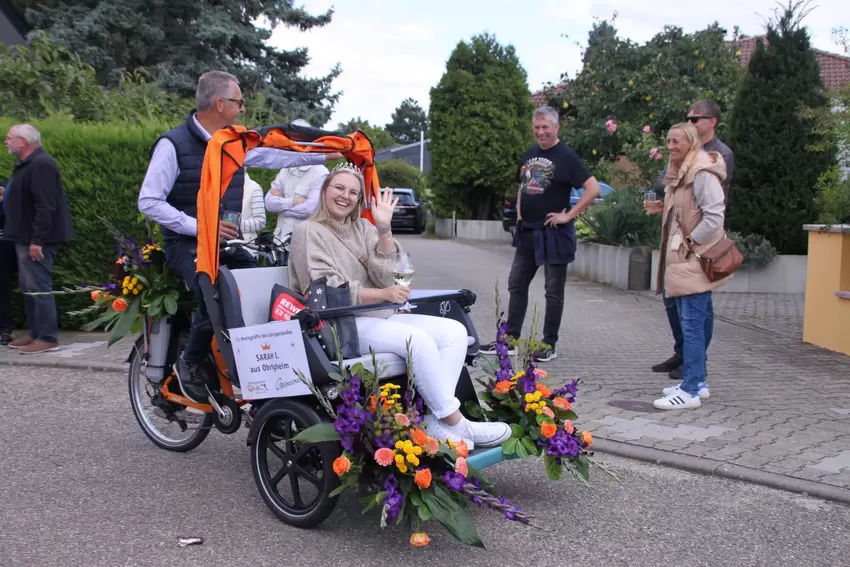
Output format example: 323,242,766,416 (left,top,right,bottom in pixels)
393,252,415,312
